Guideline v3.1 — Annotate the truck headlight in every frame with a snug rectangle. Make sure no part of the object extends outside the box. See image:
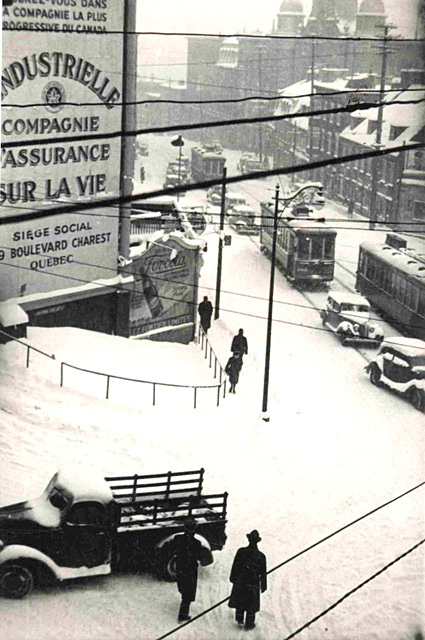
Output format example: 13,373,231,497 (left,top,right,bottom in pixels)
369,326,375,333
